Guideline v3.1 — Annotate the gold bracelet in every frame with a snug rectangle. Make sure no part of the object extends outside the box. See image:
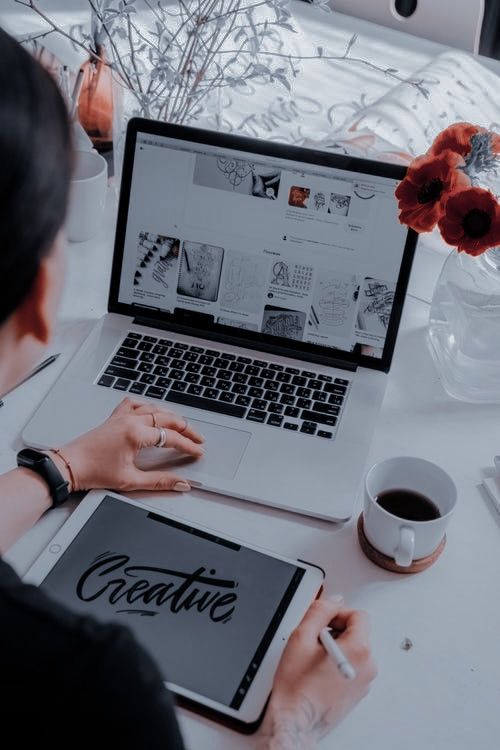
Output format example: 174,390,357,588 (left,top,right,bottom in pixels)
50,448,76,493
